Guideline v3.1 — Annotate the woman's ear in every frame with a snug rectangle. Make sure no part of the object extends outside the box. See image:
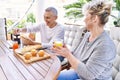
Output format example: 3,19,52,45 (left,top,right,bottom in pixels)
92,15,98,23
